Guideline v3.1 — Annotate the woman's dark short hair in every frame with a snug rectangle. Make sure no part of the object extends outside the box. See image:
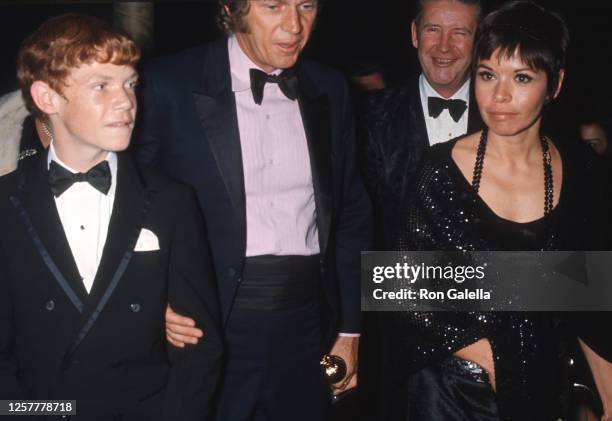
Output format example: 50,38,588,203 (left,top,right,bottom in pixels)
473,1,569,98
